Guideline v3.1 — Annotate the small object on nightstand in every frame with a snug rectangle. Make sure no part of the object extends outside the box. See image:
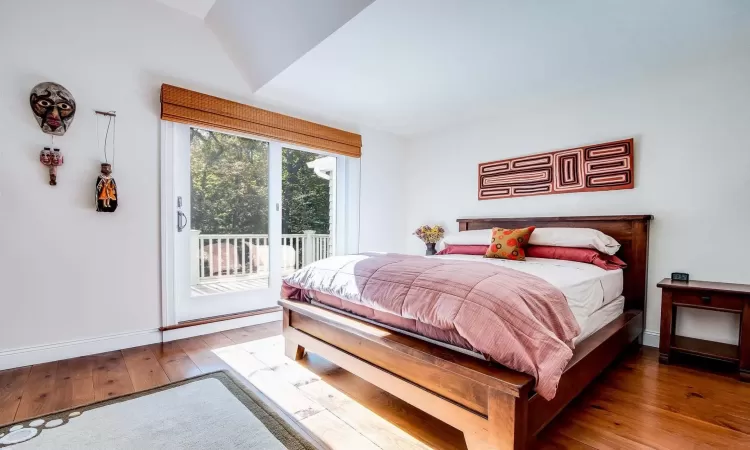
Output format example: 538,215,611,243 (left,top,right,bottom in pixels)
671,272,689,282
658,278,750,381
